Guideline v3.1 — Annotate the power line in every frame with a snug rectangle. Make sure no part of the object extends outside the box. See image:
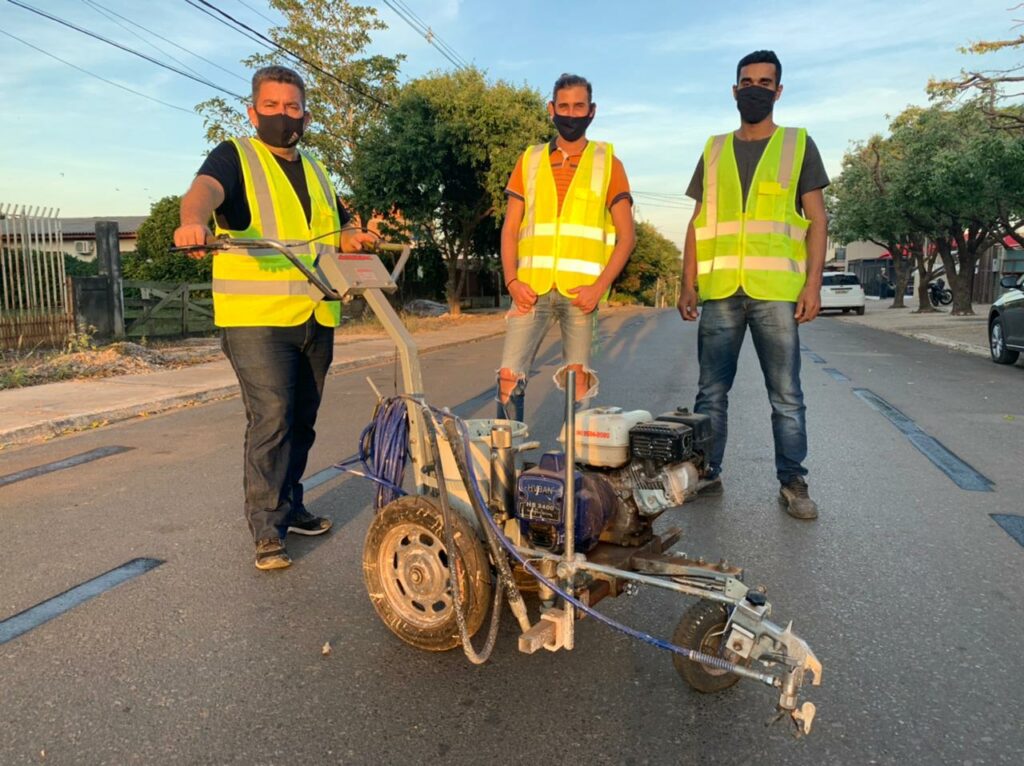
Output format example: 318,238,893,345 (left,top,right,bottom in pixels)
181,0,276,57
81,0,249,84
232,0,276,26
391,0,470,67
184,0,390,107
6,0,246,99
380,0,469,70
0,28,194,114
